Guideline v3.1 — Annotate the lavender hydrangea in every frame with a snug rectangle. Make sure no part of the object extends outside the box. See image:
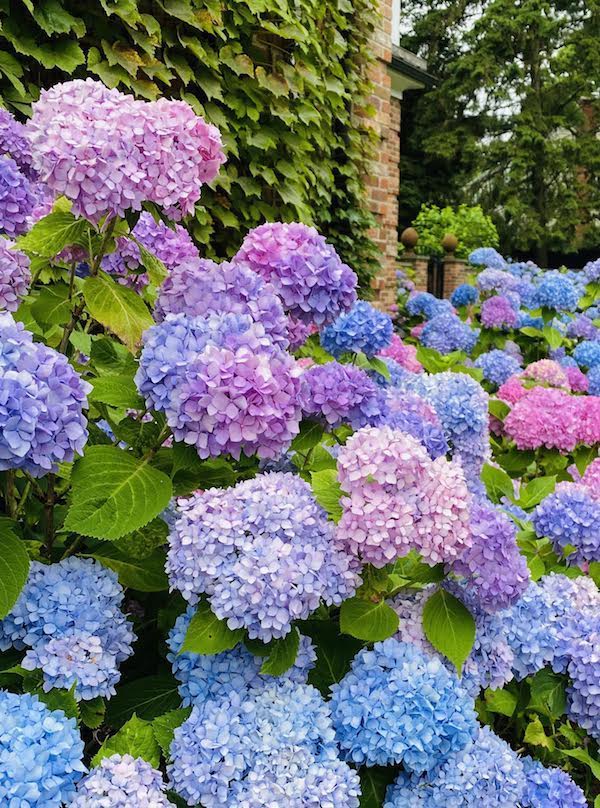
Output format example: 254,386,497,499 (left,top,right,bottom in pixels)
167,605,316,705
0,690,85,806
330,639,477,772
450,284,478,307
567,314,598,340
407,292,454,320
0,238,30,311
534,272,579,311
320,301,393,358
420,313,478,354
476,267,523,295
0,108,33,175
573,339,600,369
565,620,600,740
474,349,522,386
136,312,302,460
0,154,36,235
233,222,357,325
532,482,600,564
0,312,90,476
583,258,600,283
166,472,358,641
468,247,507,269
588,365,600,395
70,754,169,807
381,389,449,459
521,756,587,807
480,295,520,329
155,258,289,348
299,361,386,429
